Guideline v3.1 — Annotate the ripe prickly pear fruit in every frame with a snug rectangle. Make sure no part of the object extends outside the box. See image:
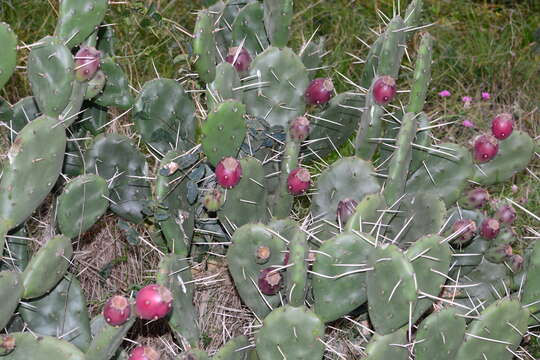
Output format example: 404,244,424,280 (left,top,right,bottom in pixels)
289,116,310,142
128,346,160,360
287,167,311,195
451,219,477,246
305,78,334,105
372,76,397,105
491,113,514,140
75,46,102,82
473,134,499,163
203,188,224,212
336,198,358,224
495,204,516,225
255,245,271,264
480,218,500,240
258,267,282,295
225,47,252,72
215,157,242,189
135,284,173,320
103,295,131,326
508,254,524,273
465,188,490,208
0,335,15,356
